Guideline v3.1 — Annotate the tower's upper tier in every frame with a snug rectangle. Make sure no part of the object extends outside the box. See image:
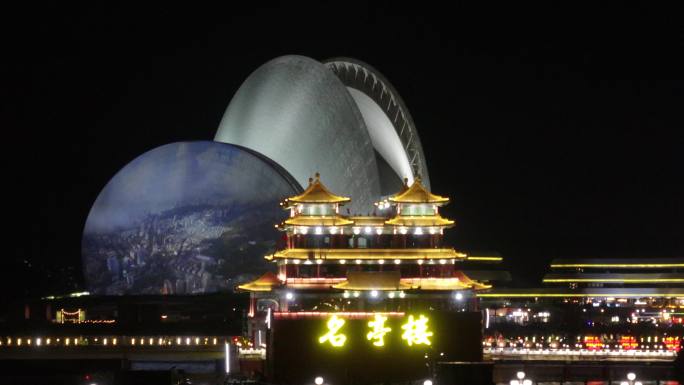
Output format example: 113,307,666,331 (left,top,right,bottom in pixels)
277,174,455,231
